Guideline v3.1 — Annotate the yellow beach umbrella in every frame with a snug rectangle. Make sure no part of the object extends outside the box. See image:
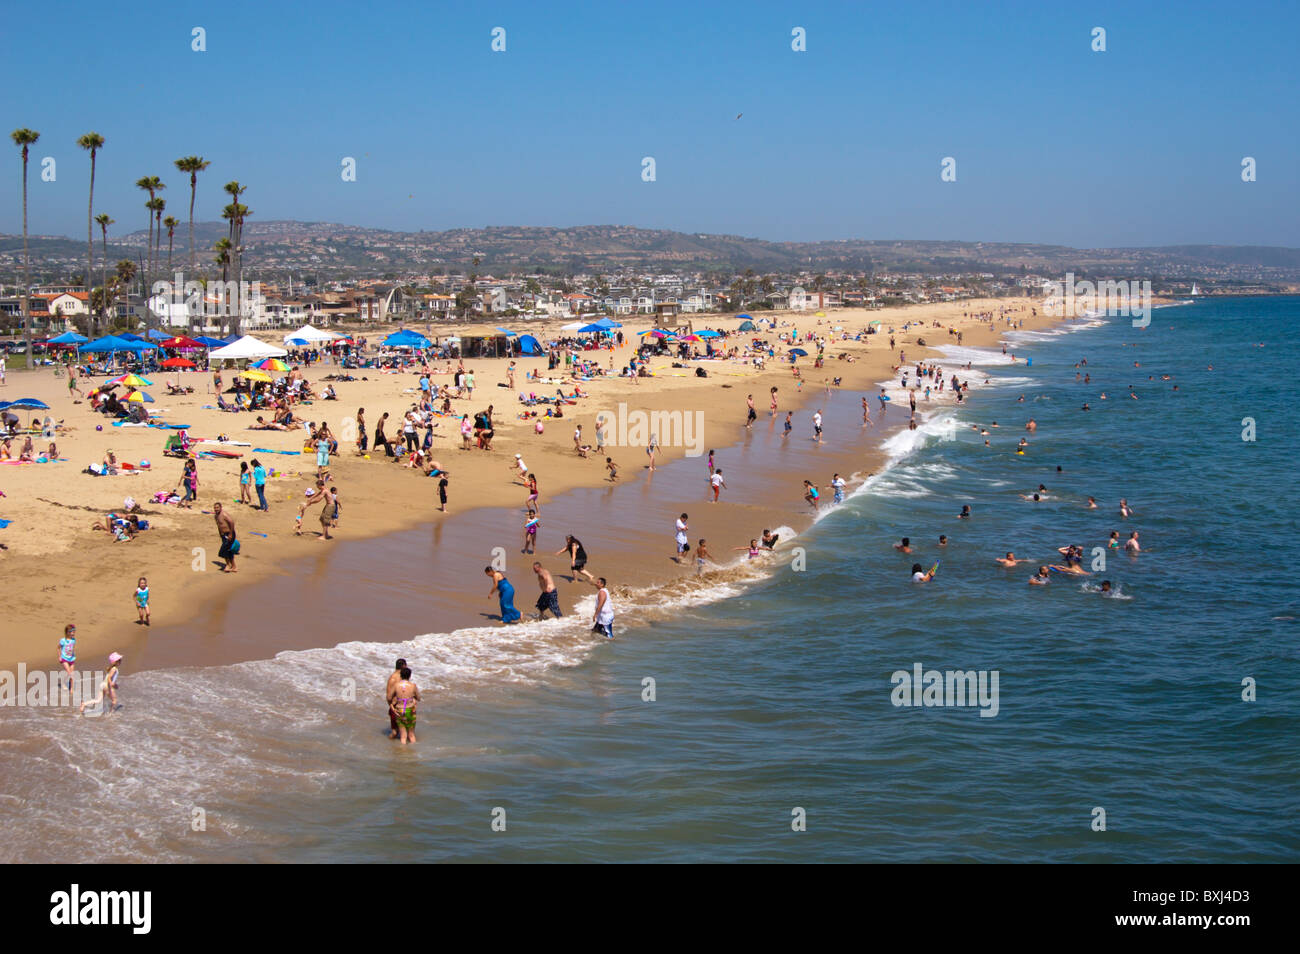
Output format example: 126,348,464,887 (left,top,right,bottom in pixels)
241,369,272,382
